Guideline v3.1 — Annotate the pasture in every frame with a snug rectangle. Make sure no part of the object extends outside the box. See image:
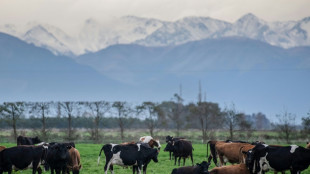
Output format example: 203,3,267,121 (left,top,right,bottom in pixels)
1,143,310,174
